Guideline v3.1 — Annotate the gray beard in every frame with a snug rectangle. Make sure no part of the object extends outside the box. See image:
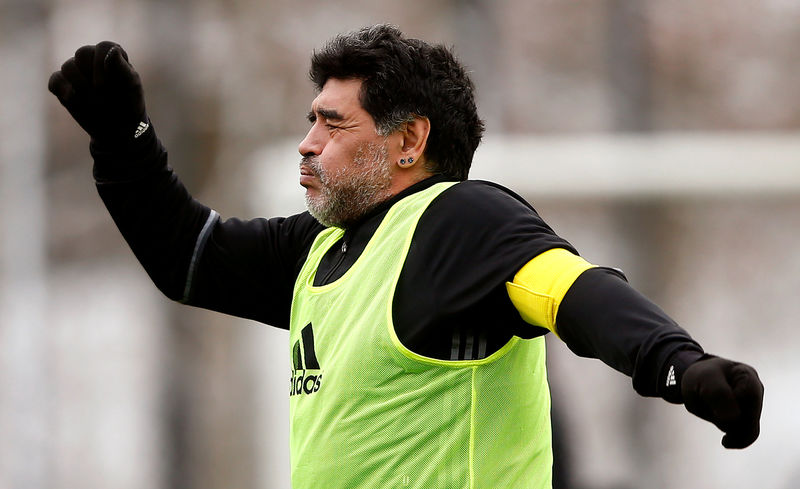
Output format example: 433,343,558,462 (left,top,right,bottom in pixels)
304,142,393,228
